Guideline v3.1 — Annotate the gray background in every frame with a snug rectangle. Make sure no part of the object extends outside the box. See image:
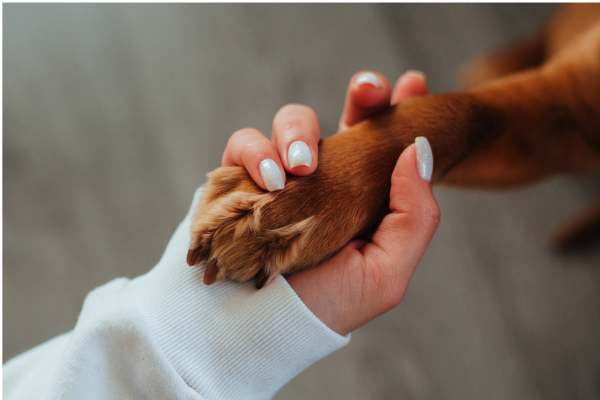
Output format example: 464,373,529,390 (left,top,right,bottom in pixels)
4,4,600,399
